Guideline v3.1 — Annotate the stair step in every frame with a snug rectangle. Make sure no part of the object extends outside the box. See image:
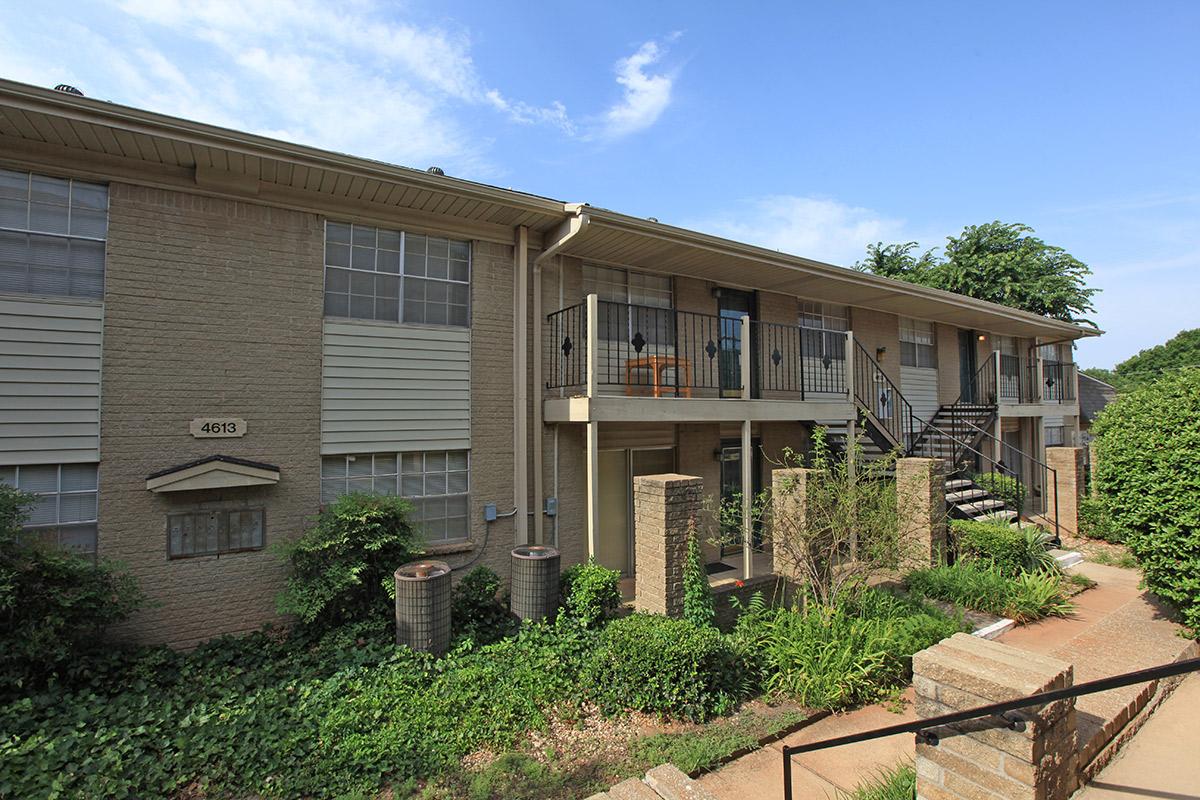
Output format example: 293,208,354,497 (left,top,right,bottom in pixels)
956,498,1007,516
946,489,989,503
979,509,1020,524
945,478,974,490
